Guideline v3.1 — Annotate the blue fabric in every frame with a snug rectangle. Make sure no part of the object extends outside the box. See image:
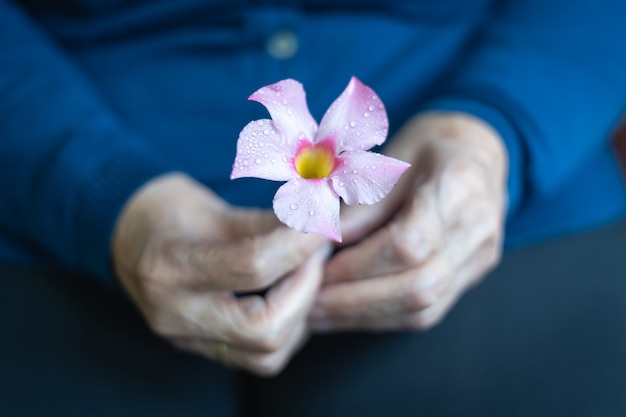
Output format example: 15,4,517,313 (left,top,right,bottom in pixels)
1,0,625,285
